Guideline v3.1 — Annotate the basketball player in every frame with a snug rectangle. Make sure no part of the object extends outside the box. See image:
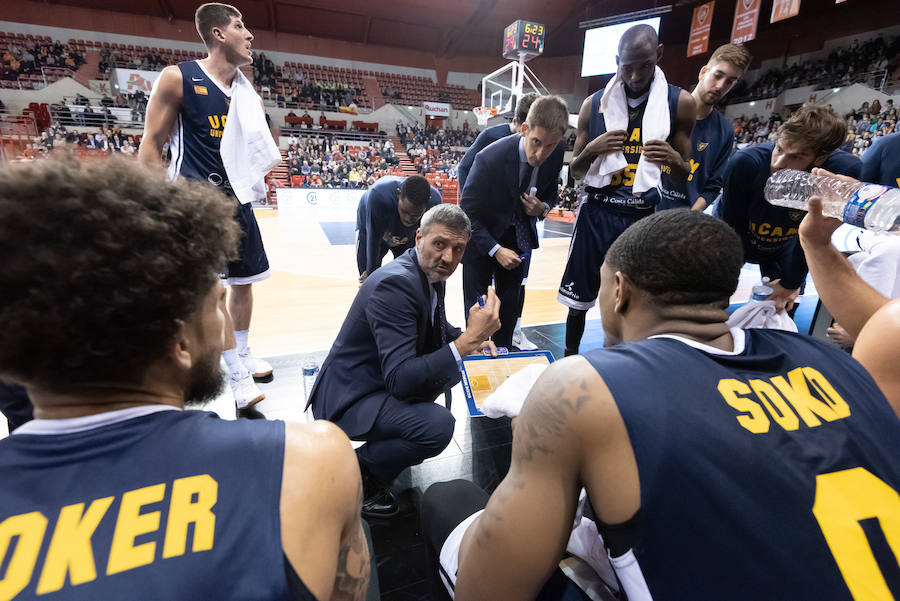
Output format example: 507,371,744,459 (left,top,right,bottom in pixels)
139,3,275,411
717,106,861,312
658,43,752,211
356,174,441,284
428,210,900,601
0,157,370,601
458,93,540,350
559,25,695,356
